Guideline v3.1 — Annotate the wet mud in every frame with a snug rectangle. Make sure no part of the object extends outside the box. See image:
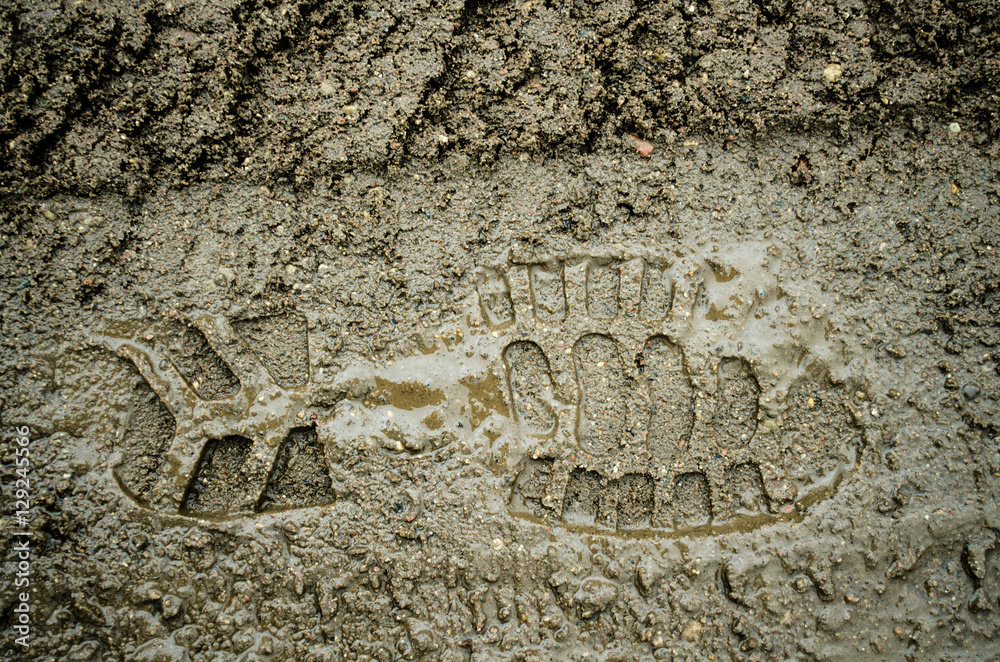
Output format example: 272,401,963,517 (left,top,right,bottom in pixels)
2,1,1000,661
